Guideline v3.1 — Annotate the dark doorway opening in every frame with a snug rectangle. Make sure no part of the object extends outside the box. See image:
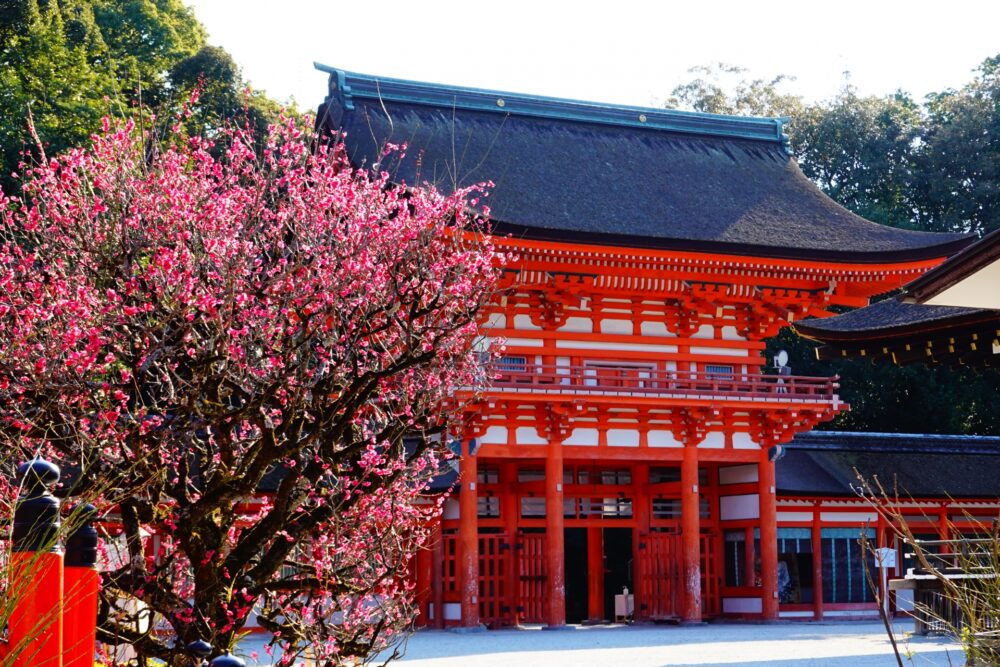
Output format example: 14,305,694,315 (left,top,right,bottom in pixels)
603,527,632,620
564,528,588,623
